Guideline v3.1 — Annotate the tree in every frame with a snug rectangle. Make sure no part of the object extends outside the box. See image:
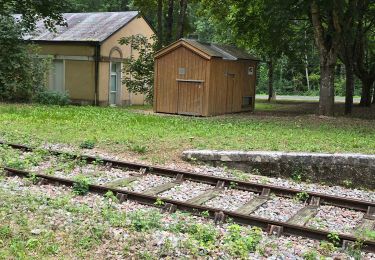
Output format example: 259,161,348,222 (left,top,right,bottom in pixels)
0,15,50,101
200,0,309,102
0,0,67,32
157,0,163,49
353,0,375,107
119,35,156,103
165,0,174,43
0,0,67,102
177,0,188,39
309,0,342,116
